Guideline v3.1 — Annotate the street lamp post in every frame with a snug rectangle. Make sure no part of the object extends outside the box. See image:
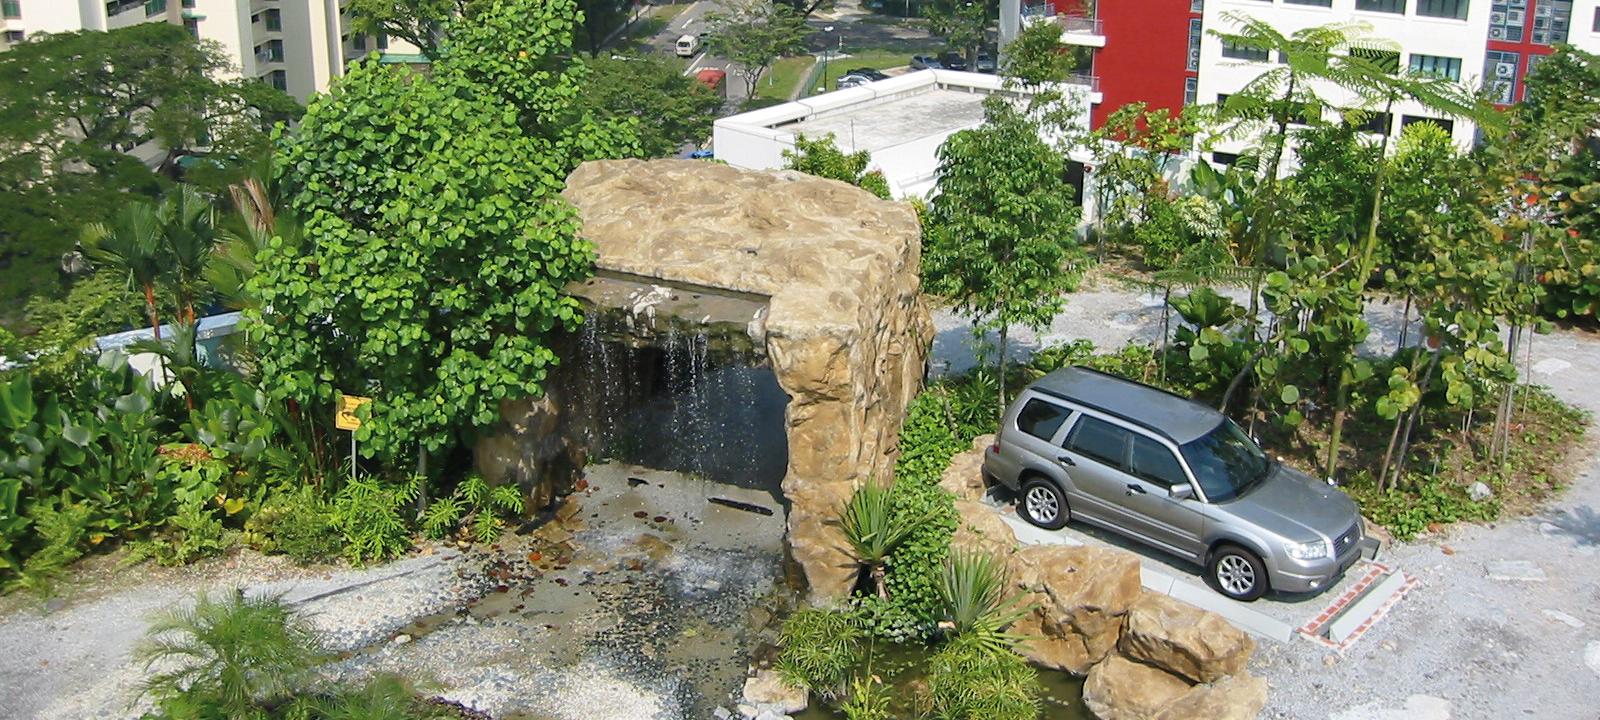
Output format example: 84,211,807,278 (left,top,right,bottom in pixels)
821,25,834,93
